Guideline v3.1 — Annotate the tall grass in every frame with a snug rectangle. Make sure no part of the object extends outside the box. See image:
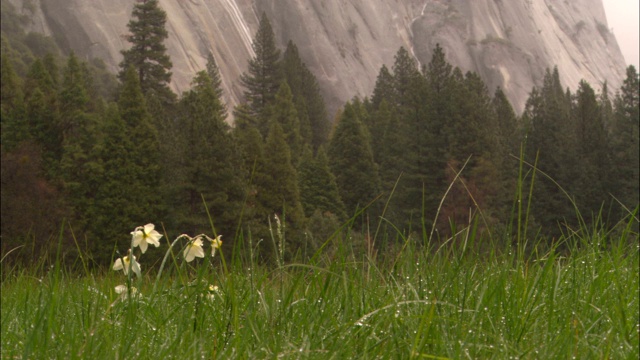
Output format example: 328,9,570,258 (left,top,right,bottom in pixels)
2,216,637,359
